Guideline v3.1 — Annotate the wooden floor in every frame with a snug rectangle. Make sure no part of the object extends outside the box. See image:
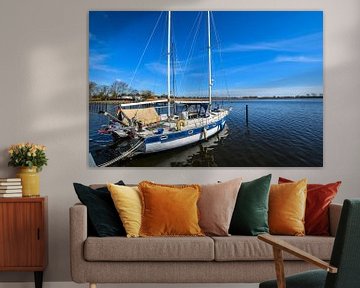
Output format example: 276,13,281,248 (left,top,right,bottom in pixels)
0,283,259,288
